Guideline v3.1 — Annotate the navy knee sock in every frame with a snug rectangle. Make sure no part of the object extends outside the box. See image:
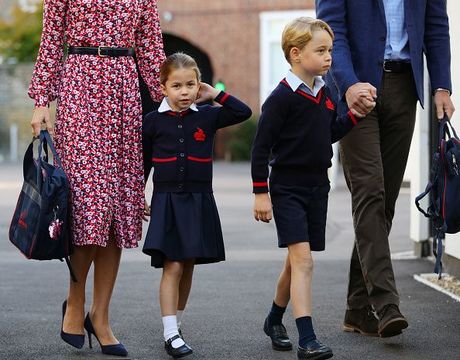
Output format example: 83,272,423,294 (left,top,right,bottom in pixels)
267,301,286,326
295,316,316,347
